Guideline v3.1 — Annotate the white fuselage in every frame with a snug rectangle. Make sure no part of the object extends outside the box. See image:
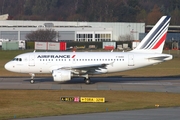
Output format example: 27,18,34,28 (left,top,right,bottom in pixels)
4,51,172,74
